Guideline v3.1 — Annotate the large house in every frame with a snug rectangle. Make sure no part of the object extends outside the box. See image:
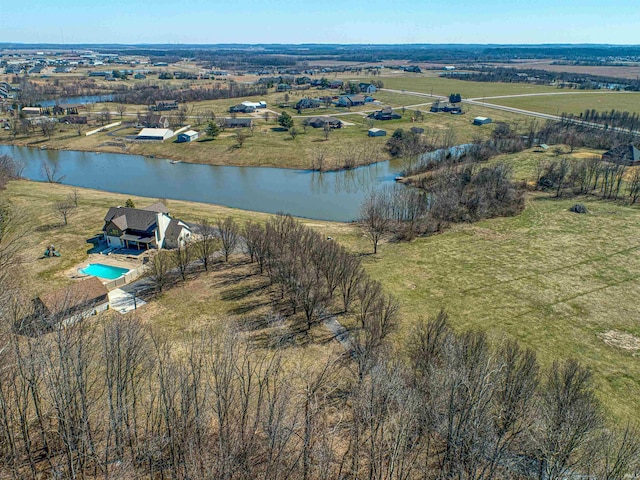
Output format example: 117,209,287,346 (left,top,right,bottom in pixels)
153,99,179,111
369,107,401,121
336,94,367,107
221,118,253,128
103,202,192,250
307,116,342,129
602,145,640,166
